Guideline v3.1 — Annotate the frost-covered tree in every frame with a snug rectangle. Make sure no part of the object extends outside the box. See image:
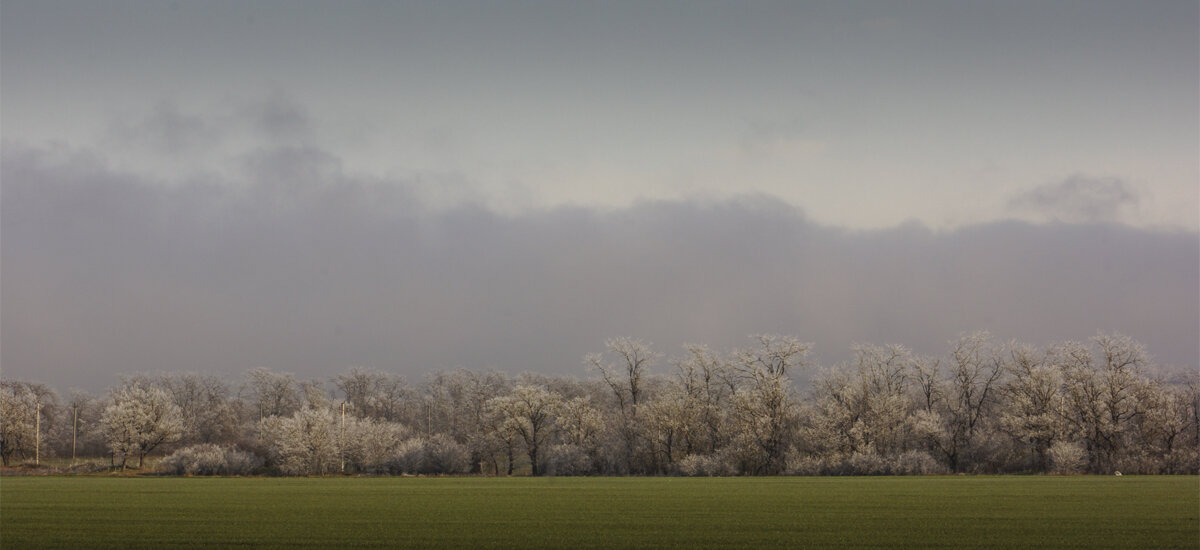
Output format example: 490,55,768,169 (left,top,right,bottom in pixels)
260,406,338,475
674,344,734,455
160,444,262,476
244,368,301,420
643,384,696,472
488,385,560,476
483,403,521,475
299,381,328,410
8,332,1196,477
586,337,658,473
161,373,240,446
335,368,382,415
334,368,415,422
554,396,604,470
1,382,40,465
1,381,60,466
998,344,1064,472
100,384,183,471
924,333,1005,472
730,335,810,474
339,416,410,473
588,338,656,411
456,371,509,473
385,433,471,475
799,344,922,473
851,344,915,456
1054,334,1148,473
804,367,862,456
